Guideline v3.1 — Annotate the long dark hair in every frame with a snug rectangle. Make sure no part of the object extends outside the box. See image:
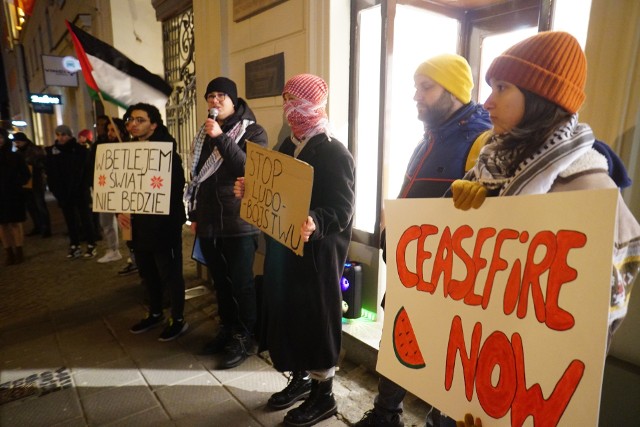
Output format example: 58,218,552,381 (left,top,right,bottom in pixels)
496,88,572,176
